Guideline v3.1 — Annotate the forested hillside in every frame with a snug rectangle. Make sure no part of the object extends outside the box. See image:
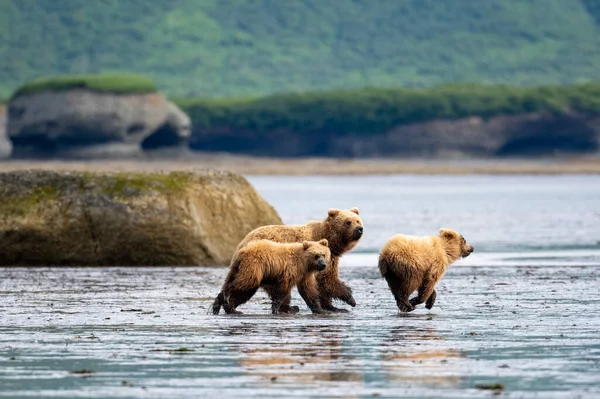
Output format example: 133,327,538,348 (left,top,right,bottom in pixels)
2,0,600,98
